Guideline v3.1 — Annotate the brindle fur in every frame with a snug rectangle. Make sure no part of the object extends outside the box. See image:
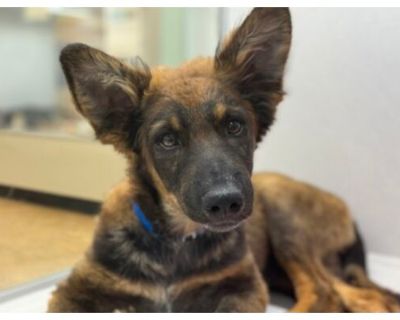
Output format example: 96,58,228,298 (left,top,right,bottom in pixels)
49,8,400,312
